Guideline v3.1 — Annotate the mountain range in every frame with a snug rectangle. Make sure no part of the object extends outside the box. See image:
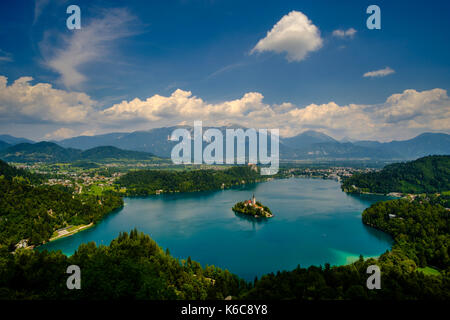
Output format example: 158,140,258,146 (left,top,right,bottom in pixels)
0,134,34,145
0,142,158,163
56,128,450,160
0,128,449,162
